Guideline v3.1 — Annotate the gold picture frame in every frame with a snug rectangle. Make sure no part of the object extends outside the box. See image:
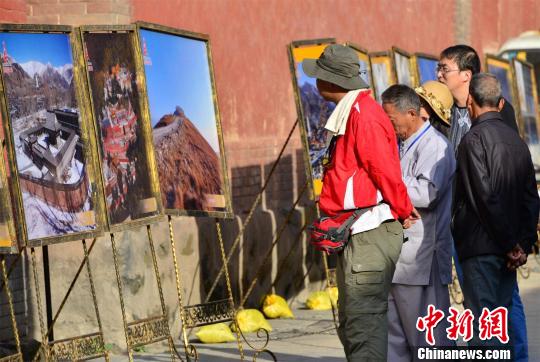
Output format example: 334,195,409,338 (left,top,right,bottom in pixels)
78,25,164,232
135,21,233,219
346,42,374,94
0,24,105,247
0,128,17,253
369,51,397,103
392,46,414,87
511,57,540,170
289,38,336,198
485,54,519,114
